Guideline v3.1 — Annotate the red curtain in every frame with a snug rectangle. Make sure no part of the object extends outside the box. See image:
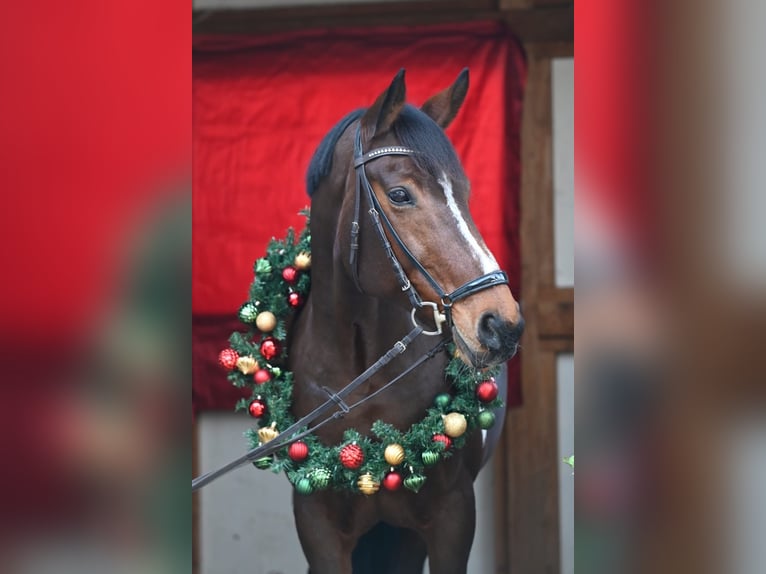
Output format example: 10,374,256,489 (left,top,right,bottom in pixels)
193,22,526,413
